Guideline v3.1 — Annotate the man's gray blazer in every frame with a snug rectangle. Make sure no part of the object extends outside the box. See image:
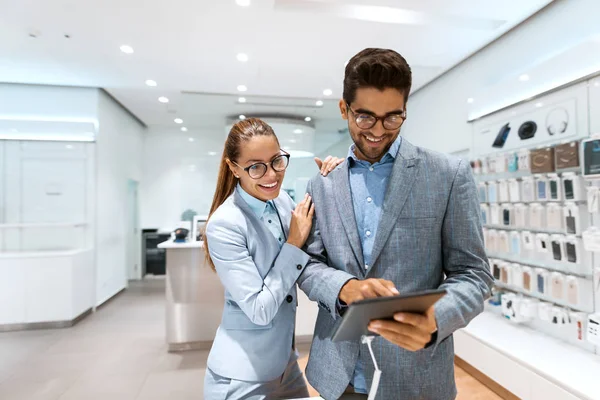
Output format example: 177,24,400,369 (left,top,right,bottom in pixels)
297,138,493,400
